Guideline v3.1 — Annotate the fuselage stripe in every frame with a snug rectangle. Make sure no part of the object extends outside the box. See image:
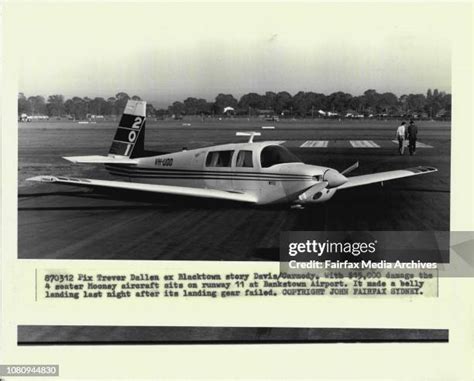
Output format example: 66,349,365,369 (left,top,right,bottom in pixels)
106,171,310,181
104,165,313,179
106,168,309,179
107,172,312,182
